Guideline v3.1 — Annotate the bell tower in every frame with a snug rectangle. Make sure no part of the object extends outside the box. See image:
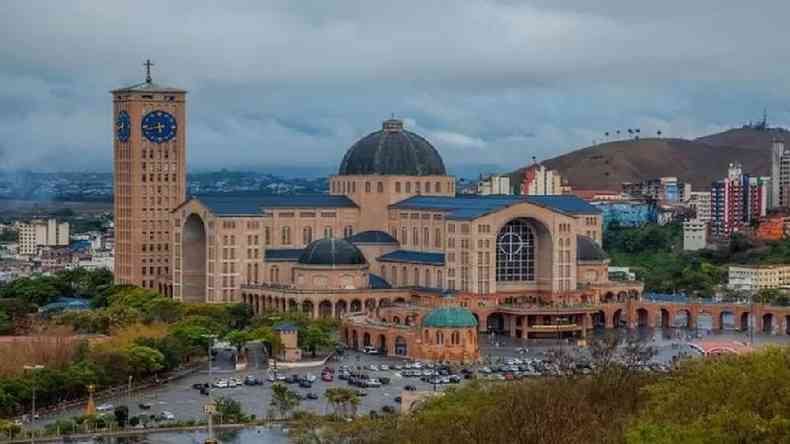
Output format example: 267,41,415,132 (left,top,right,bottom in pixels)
111,61,187,296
